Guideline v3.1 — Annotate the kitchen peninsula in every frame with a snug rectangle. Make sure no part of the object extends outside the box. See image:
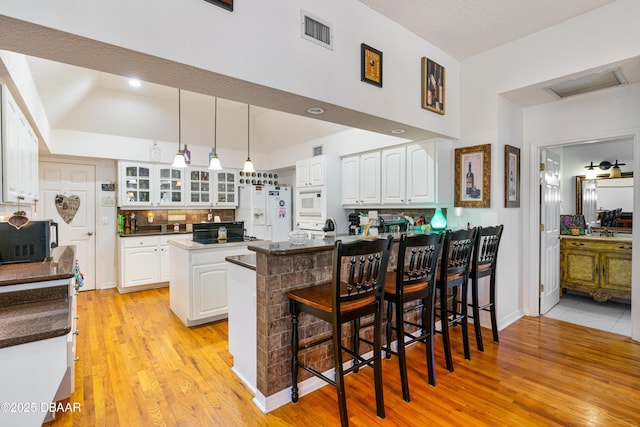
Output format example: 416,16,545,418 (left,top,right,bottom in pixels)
227,235,403,413
0,246,77,426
